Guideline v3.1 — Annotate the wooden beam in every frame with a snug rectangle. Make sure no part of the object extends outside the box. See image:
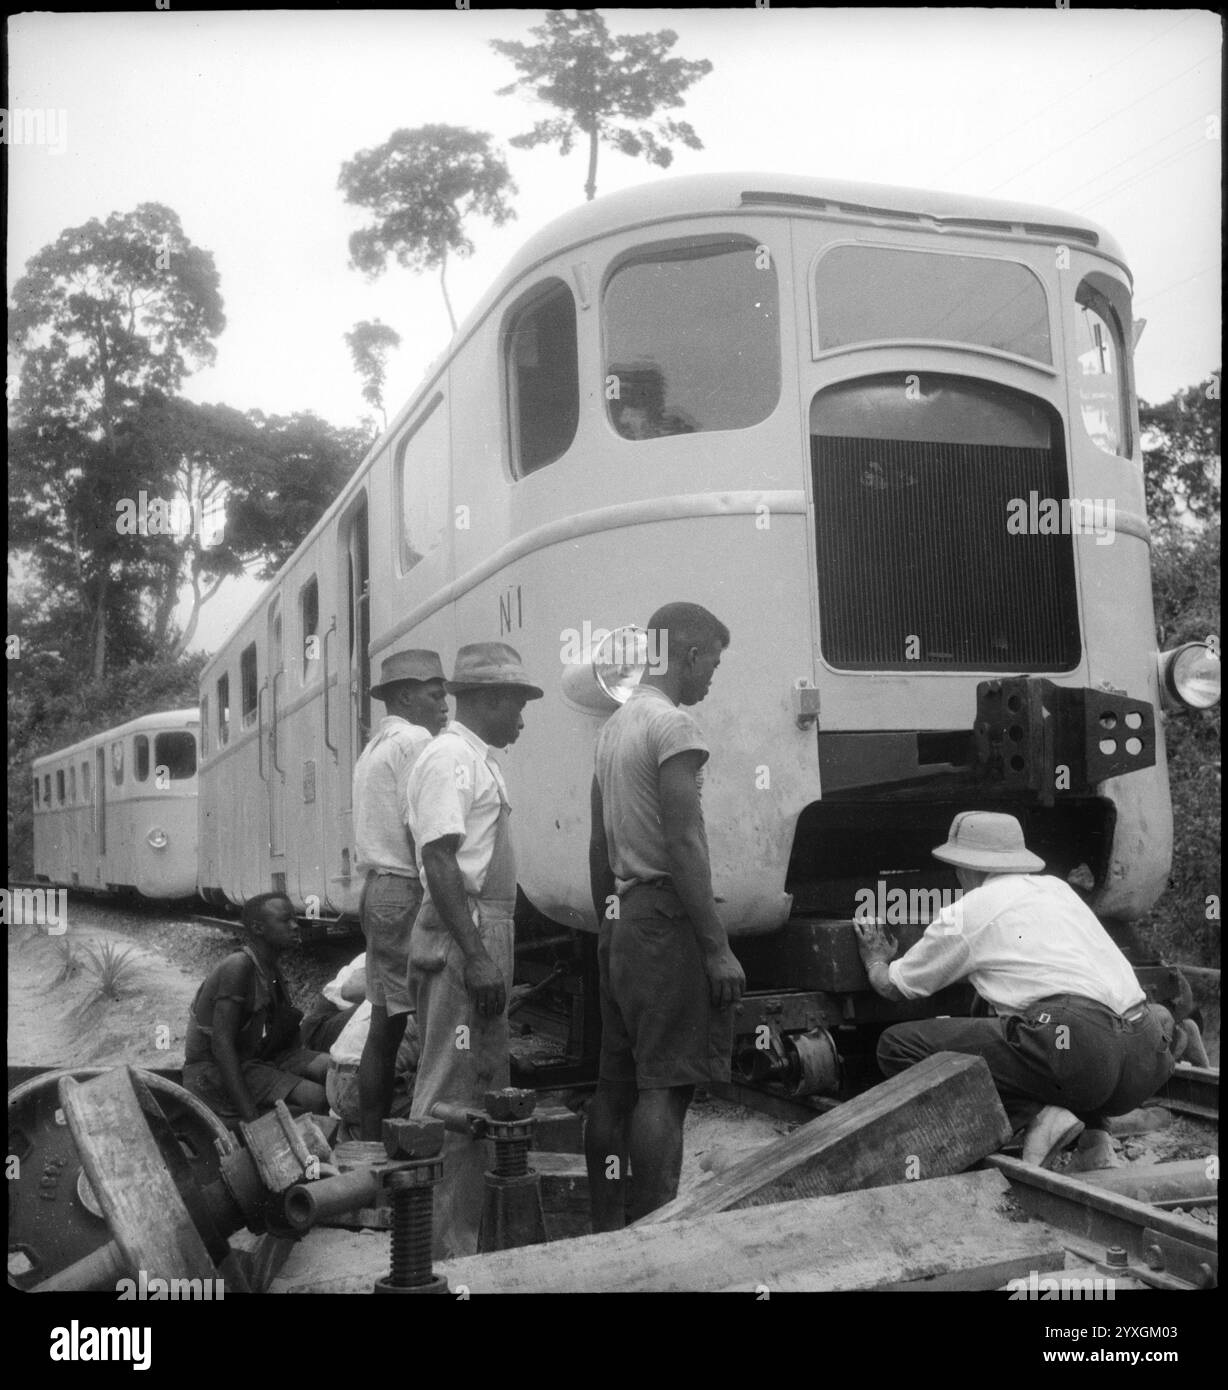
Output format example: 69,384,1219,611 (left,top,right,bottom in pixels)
639,1051,1009,1225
